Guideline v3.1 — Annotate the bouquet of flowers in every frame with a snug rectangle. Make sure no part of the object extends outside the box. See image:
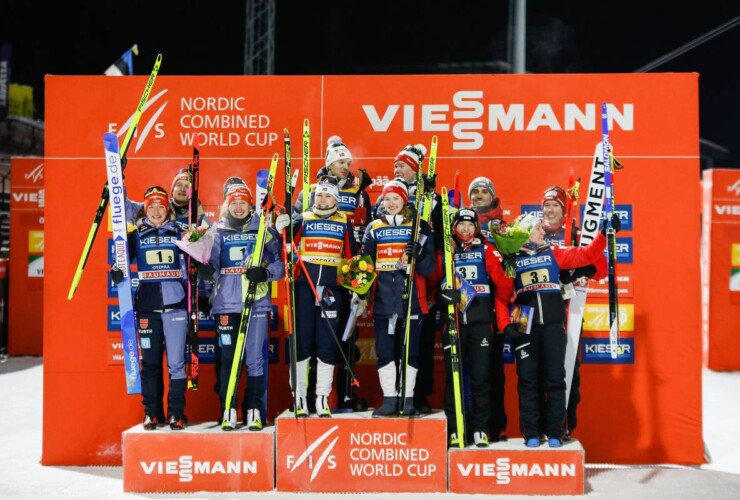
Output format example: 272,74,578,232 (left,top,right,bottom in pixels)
490,213,539,277
175,223,218,264
337,255,377,295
